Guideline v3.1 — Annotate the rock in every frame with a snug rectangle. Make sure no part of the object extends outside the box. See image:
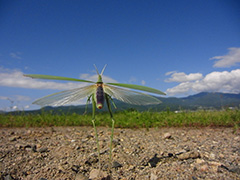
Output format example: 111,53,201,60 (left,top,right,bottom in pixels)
195,158,205,164
150,172,158,180
75,173,88,180
209,153,215,159
89,169,108,179
38,147,48,153
9,136,19,141
15,143,23,149
200,164,209,172
178,151,200,160
163,132,172,139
